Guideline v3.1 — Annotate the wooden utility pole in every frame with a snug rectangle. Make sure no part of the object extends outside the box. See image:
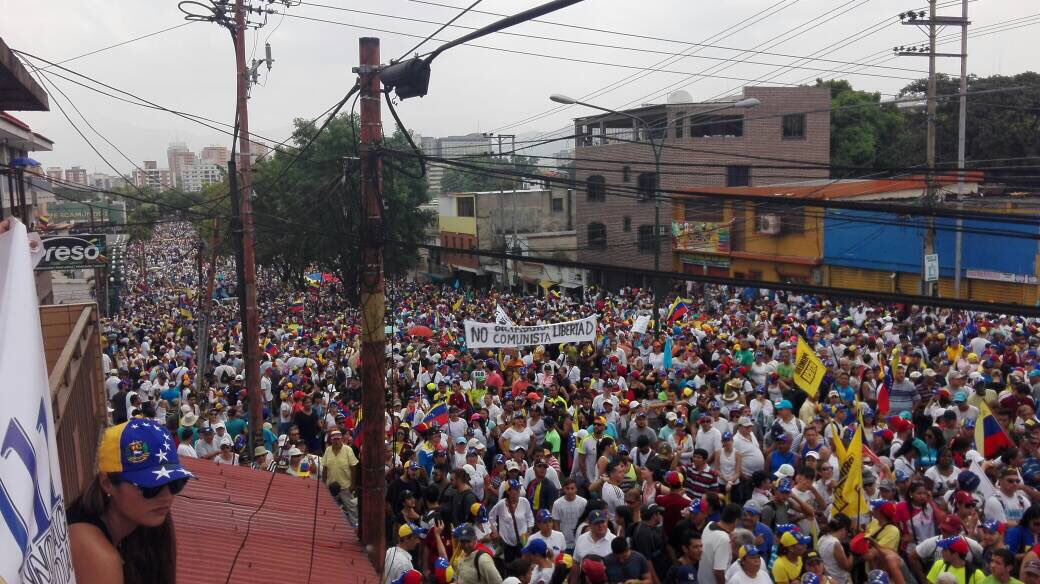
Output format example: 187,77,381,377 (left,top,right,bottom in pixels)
232,0,263,456
356,36,387,570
